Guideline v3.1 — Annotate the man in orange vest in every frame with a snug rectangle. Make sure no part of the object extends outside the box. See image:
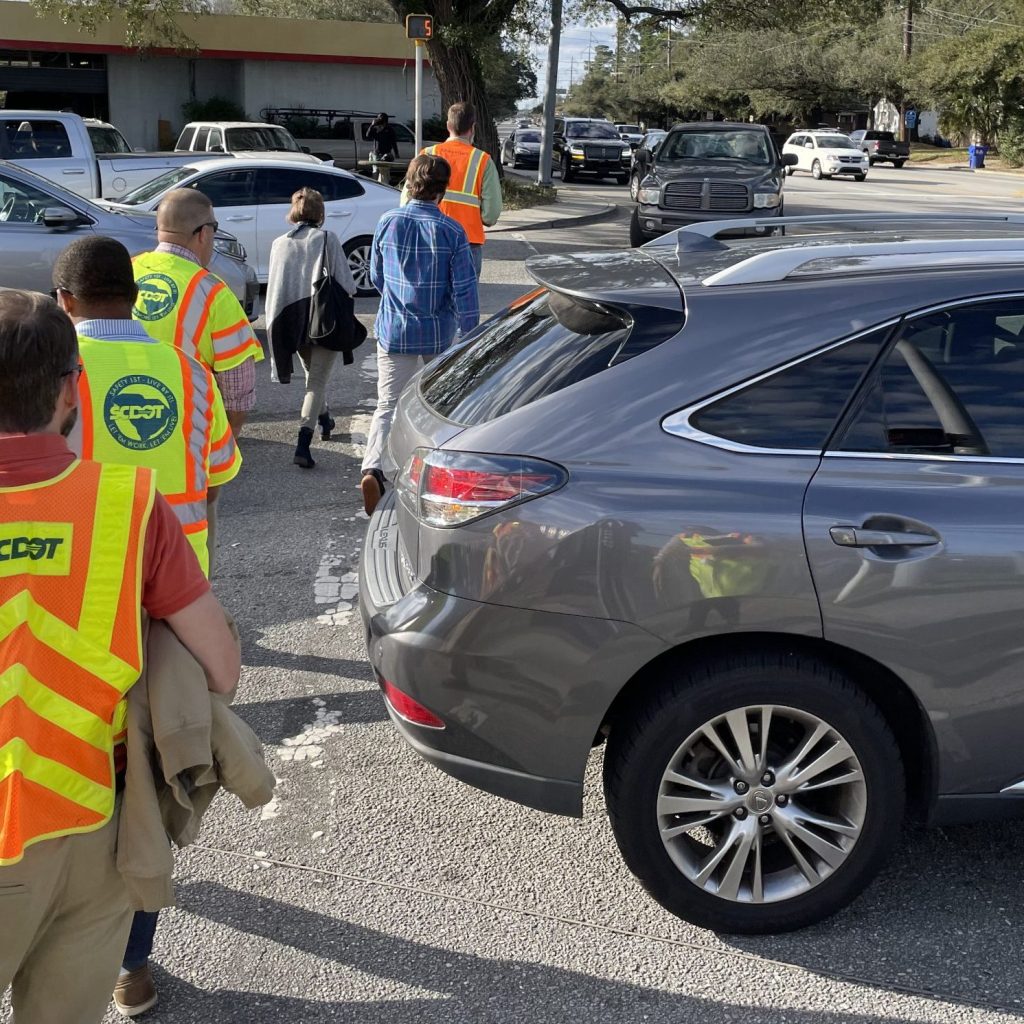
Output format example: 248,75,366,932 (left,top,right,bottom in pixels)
420,101,503,276
0,290,240,1024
